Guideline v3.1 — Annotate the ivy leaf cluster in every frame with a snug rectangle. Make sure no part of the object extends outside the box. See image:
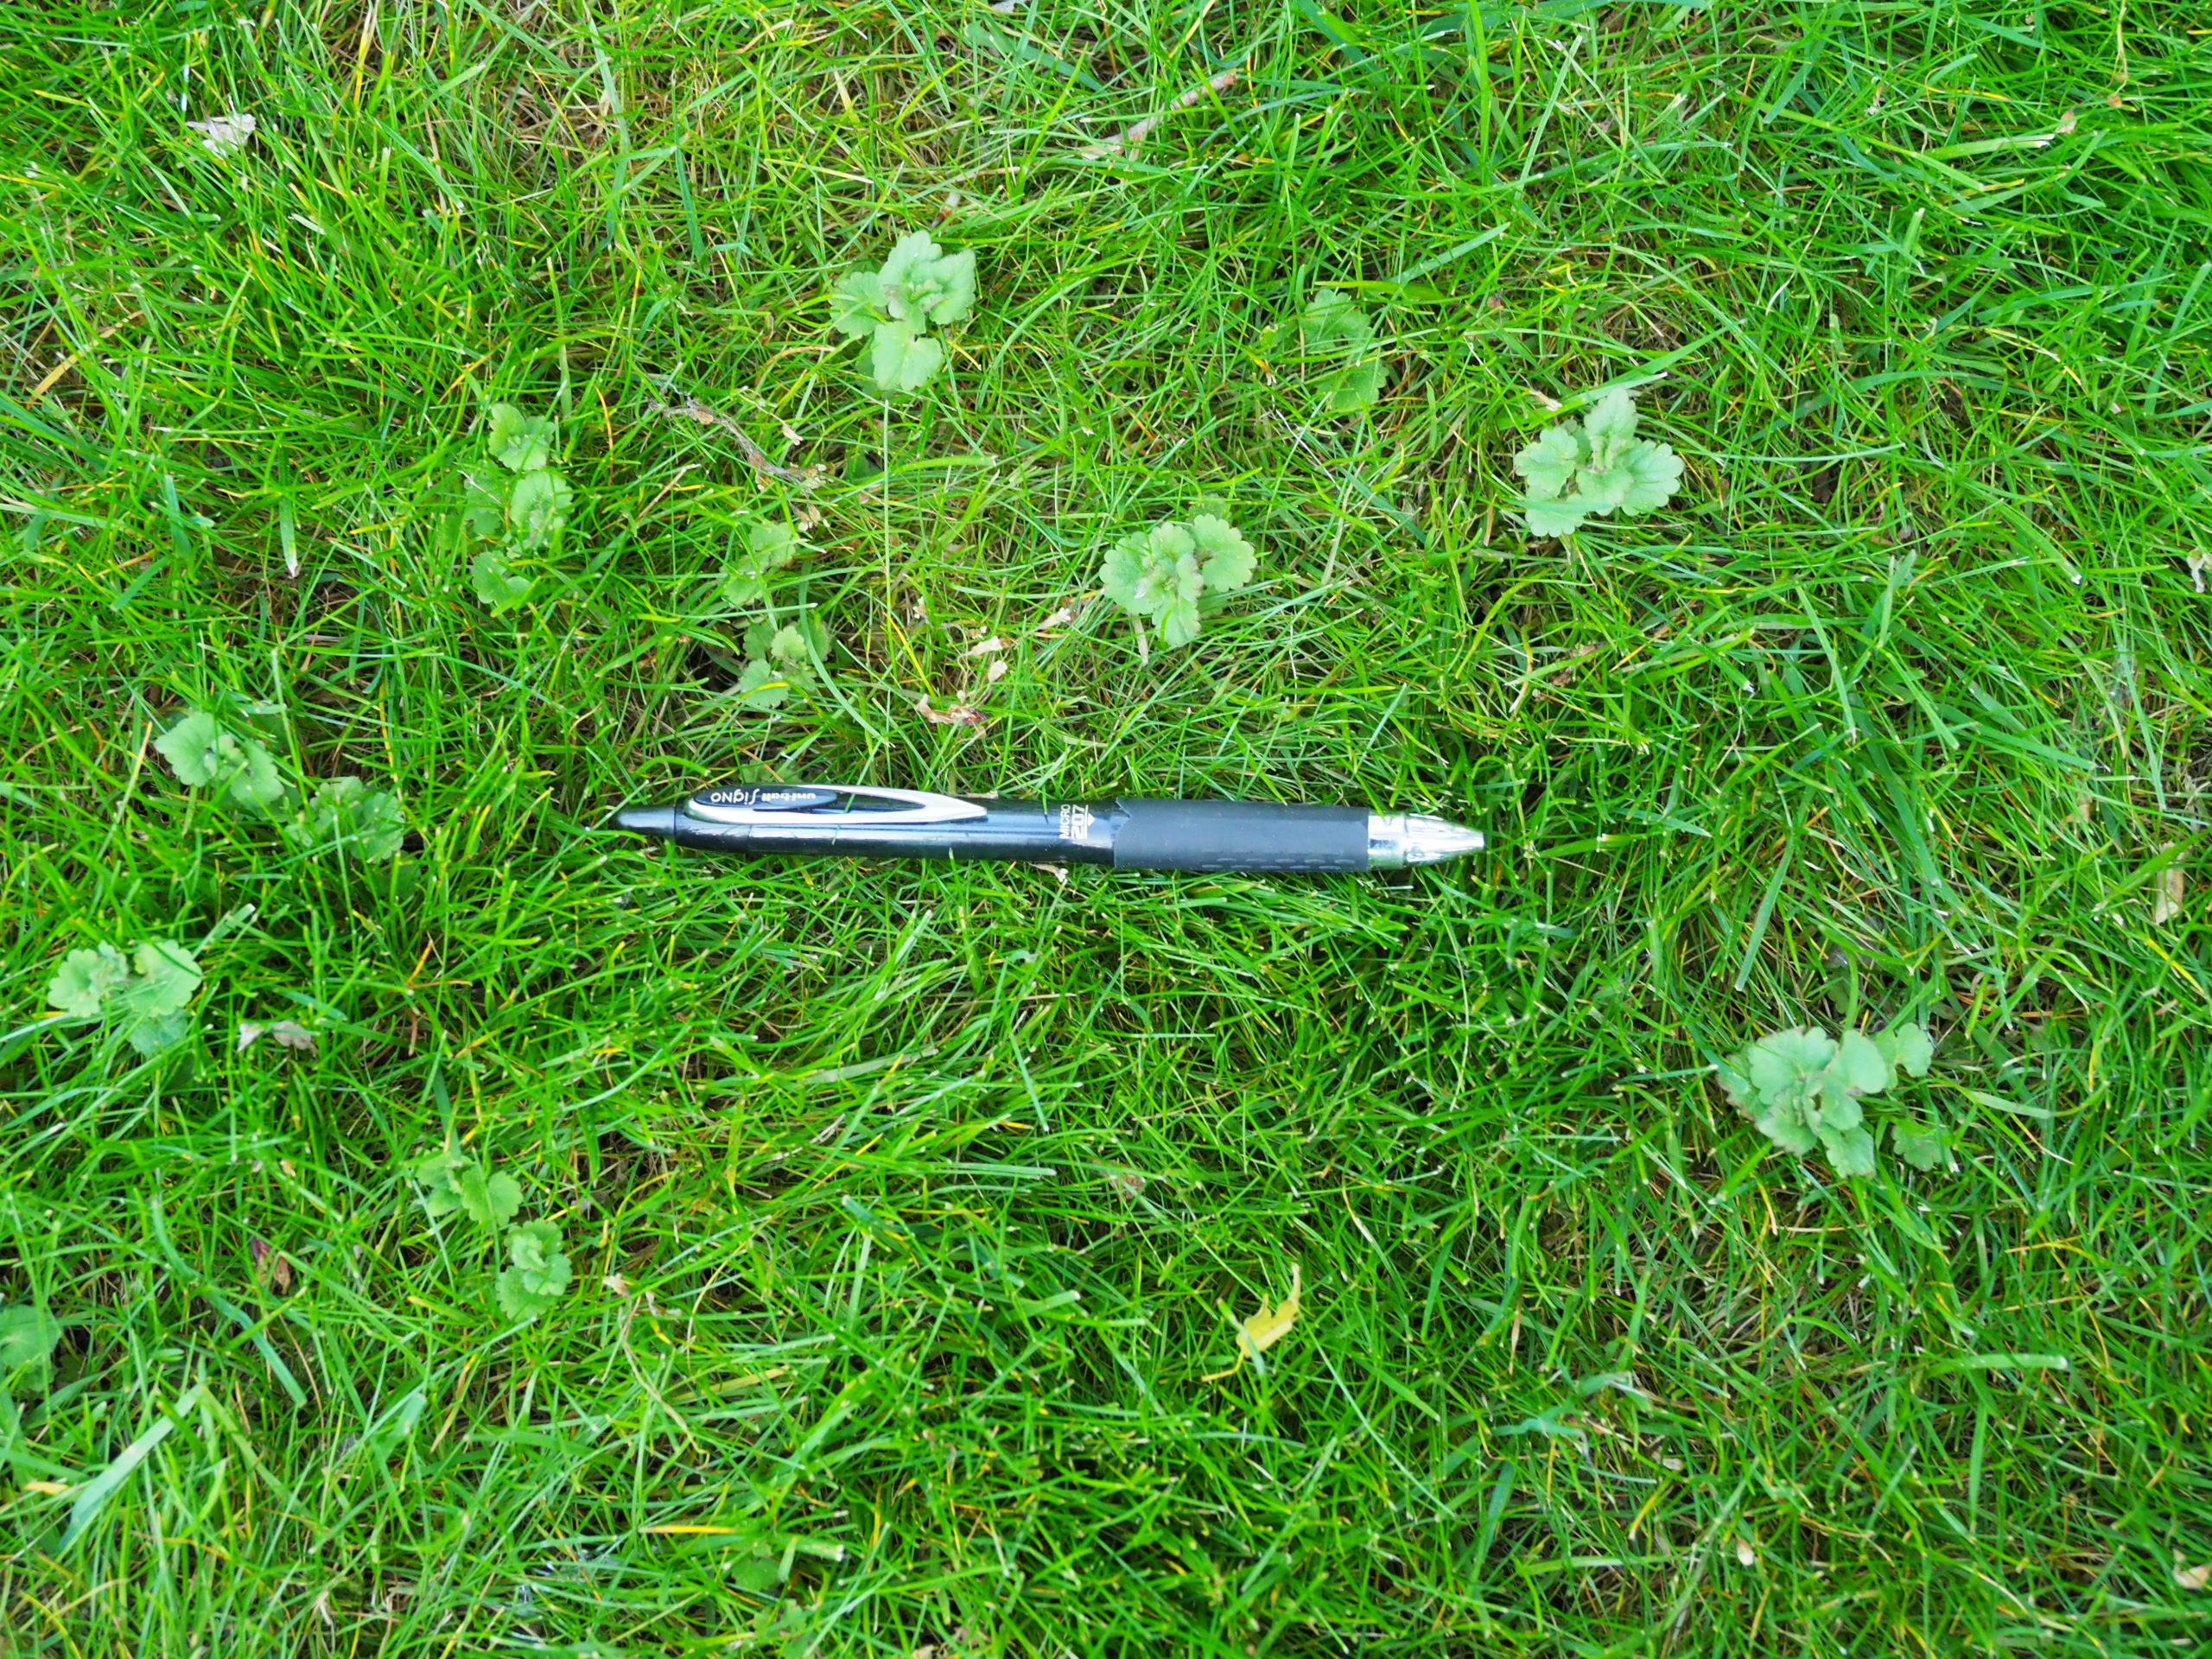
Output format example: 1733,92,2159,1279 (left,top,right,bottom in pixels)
1718,1021,1940,1178
154,711,284,810
412,1144,523,1230
734,616,829,713
1289,289,1383,414
0,1303,63,1388
411,1143,573,1322
1513,387,1684,537
153,709,404,862
709,515,830,714
1098,515,1258,648
721,518,807,607
295,776,406,861
497,1220,575,1321
47,940,203,1054
829,231,976,395
440,403,573,612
